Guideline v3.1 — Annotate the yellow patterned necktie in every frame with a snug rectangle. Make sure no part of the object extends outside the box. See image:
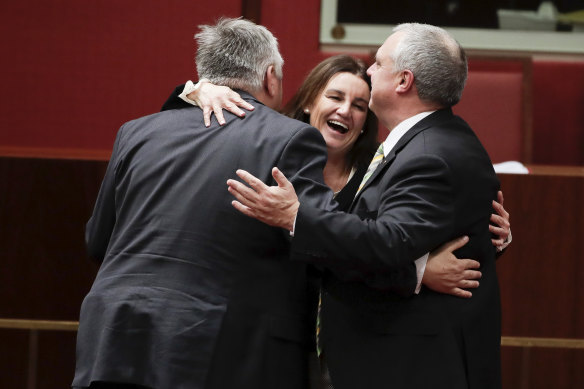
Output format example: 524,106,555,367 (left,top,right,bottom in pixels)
357,143,384,195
